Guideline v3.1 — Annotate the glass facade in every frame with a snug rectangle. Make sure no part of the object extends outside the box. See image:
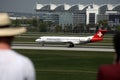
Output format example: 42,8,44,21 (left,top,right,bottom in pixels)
59,12,73,28
89,13,95,24
73,13,86,25
35,3,120,26
109,15,120,25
